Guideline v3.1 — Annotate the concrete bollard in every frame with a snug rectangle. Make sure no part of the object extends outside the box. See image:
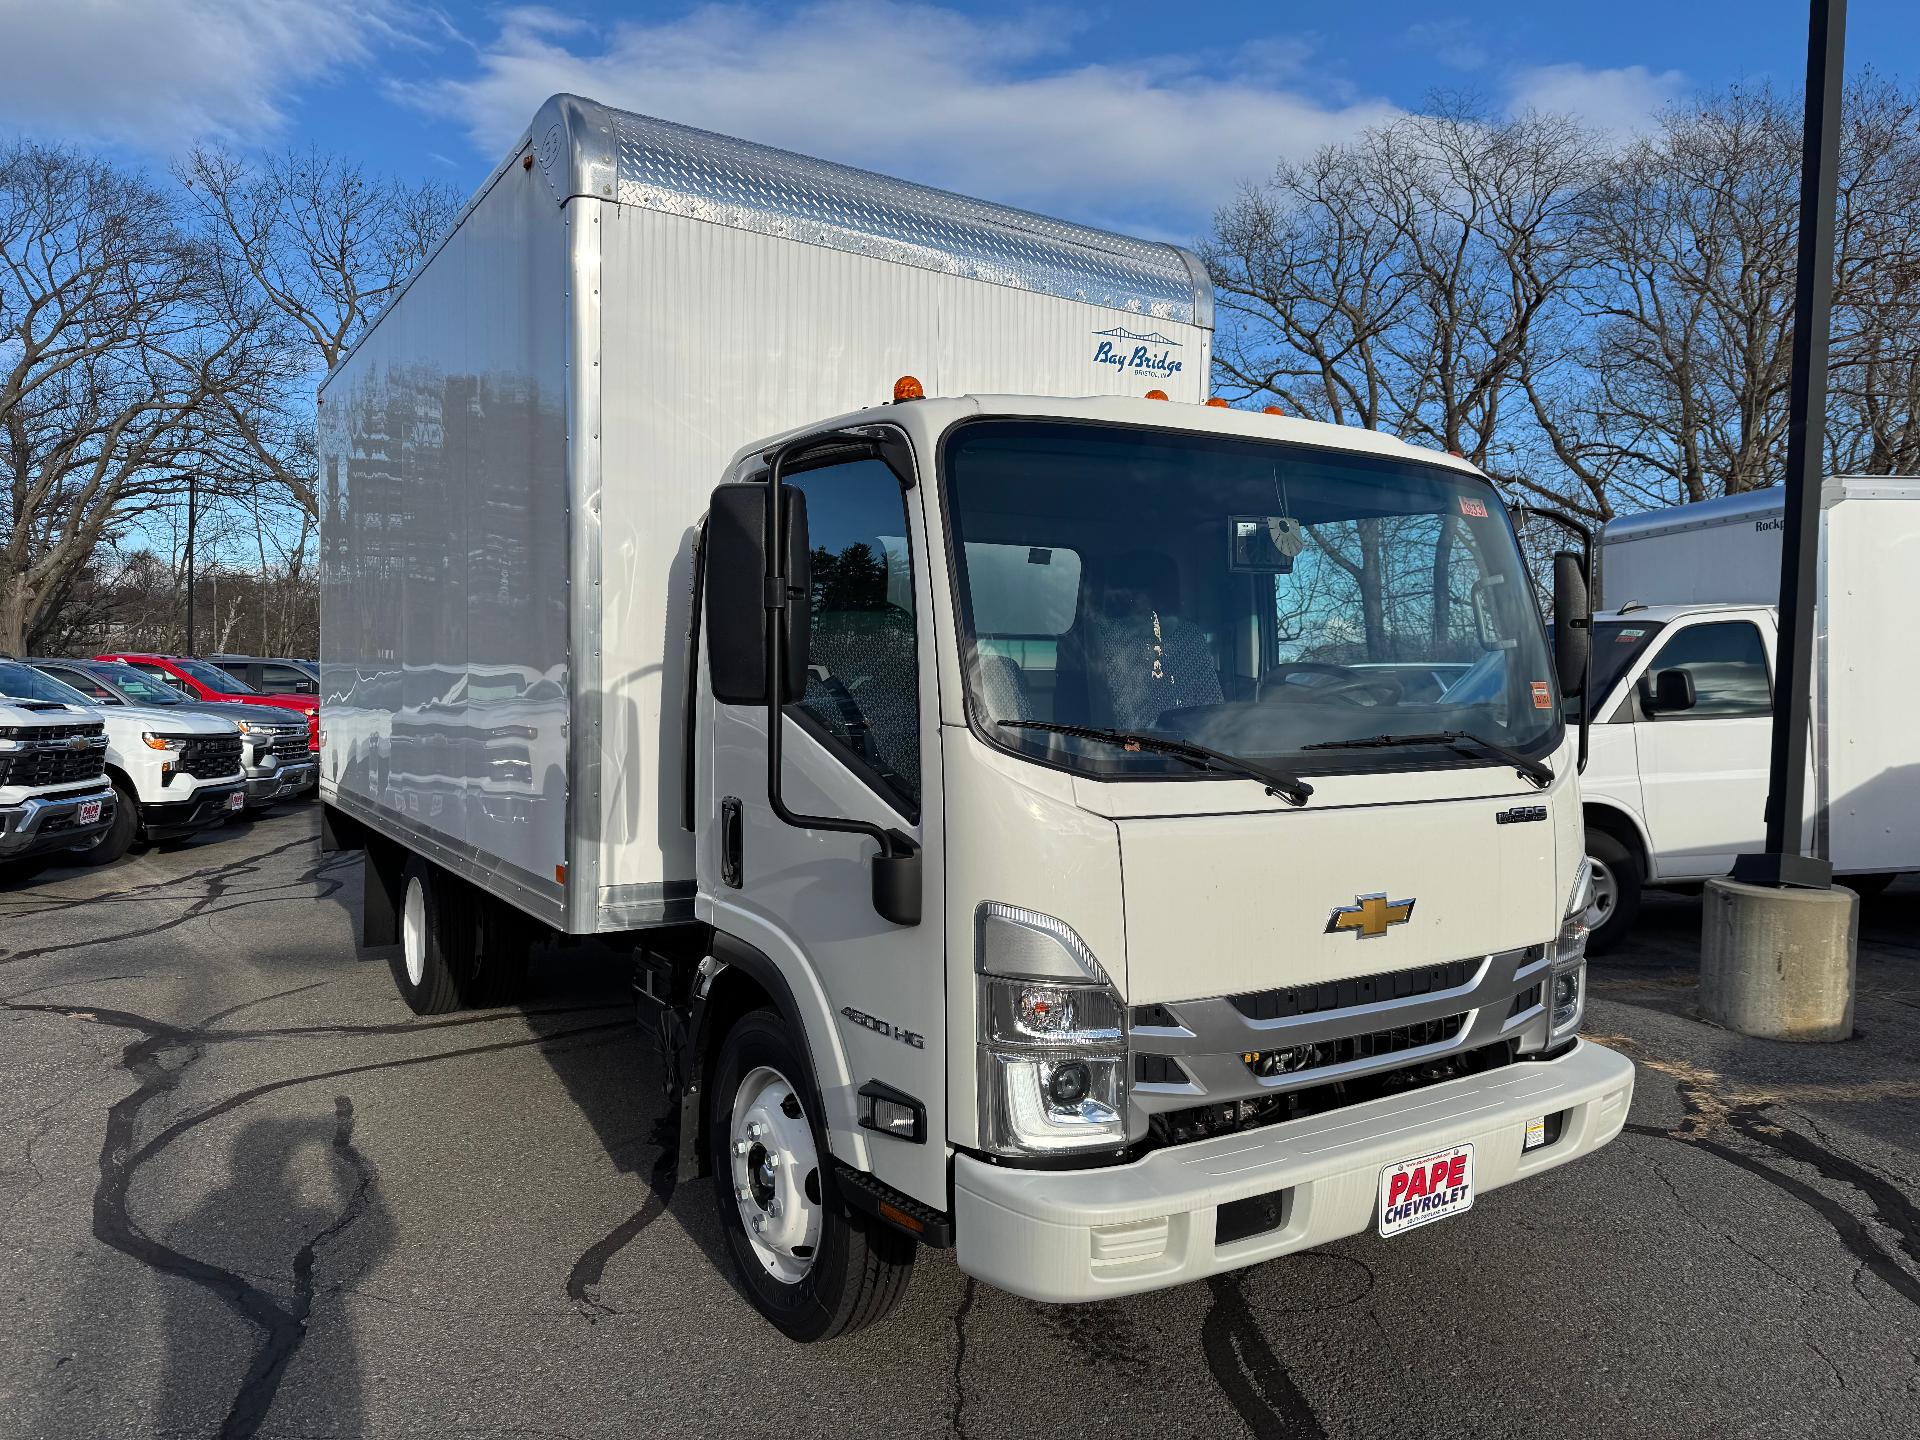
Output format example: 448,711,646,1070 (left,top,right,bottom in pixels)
1699,877,1857,1041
